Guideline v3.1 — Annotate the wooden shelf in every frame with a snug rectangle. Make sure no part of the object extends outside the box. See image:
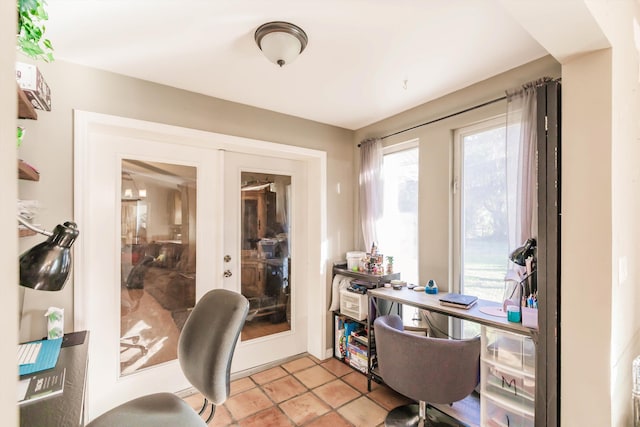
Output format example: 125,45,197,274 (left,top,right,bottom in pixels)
19,228,37,238
18,160,40,181
17,84,37,120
